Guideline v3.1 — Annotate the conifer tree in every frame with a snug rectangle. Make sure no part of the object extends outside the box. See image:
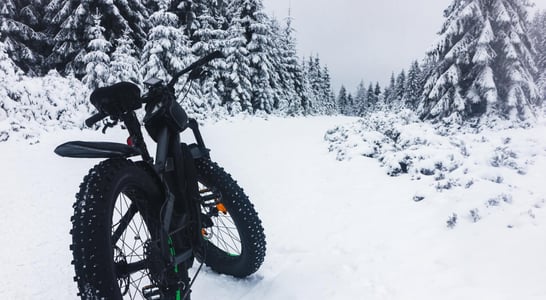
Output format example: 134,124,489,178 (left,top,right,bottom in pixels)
375,82,382,97
267,17,289,111
337,85,348,115
229,0,277,113
305,55,335,114
45,0,149,75
223,20,252,112
0,40,17,140
320,66,336,114
187,2,226,117
82,12,111,90
347,94,354,115
354,80,368,115
45,1,87,76
278,12,304,115
109,29,141,84
394,70,406,104
384,72,396,105
306,55,321,113
366,82,376,110
404,60,423,109
141,0,193,83
299,56,312,114
530,11,546,100
0,40,20,125
419,0,539,122
191,3,225,58
0,0,49,74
